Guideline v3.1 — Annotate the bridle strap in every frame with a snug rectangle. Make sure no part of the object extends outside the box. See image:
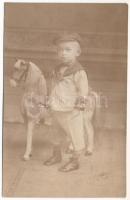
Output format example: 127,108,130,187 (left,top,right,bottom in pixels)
14,62,30,83
21,62,30,82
